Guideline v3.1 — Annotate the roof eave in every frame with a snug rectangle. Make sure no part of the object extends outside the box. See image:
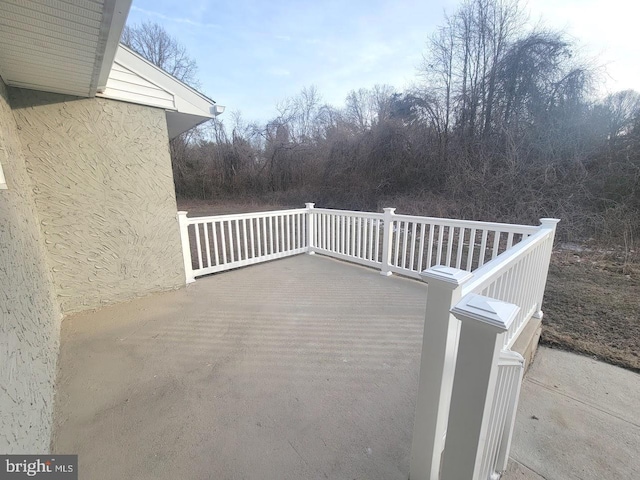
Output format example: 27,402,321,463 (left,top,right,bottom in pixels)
93,0,132,95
